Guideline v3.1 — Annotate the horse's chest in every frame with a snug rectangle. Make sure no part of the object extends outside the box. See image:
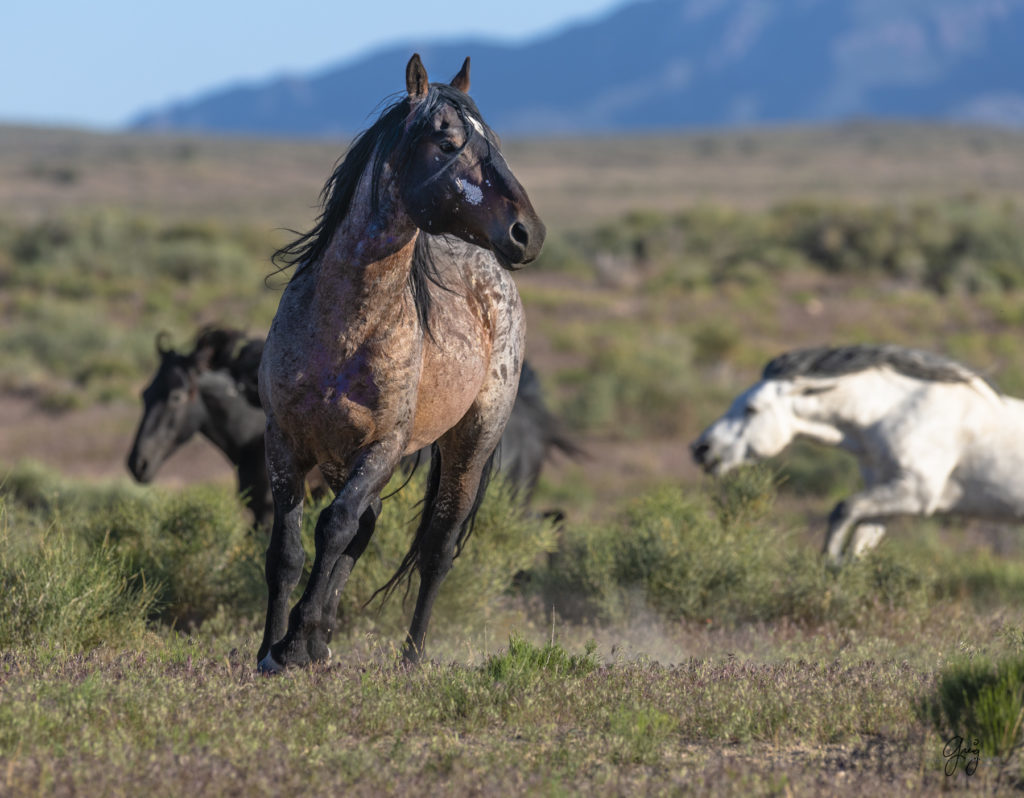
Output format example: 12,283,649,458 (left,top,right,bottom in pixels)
398,328,491,451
